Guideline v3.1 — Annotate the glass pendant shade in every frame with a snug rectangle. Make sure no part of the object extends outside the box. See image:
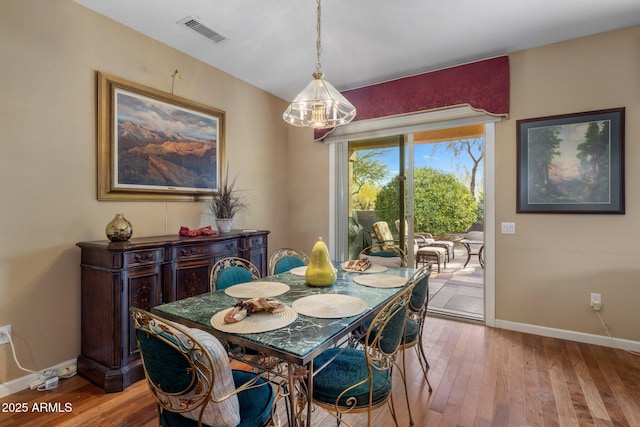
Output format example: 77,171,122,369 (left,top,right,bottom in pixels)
283,73,356,129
